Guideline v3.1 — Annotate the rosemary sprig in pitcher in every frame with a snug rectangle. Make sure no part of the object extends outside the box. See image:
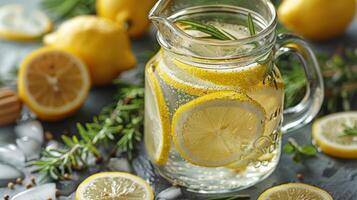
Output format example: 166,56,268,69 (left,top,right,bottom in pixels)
177,14,279,88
